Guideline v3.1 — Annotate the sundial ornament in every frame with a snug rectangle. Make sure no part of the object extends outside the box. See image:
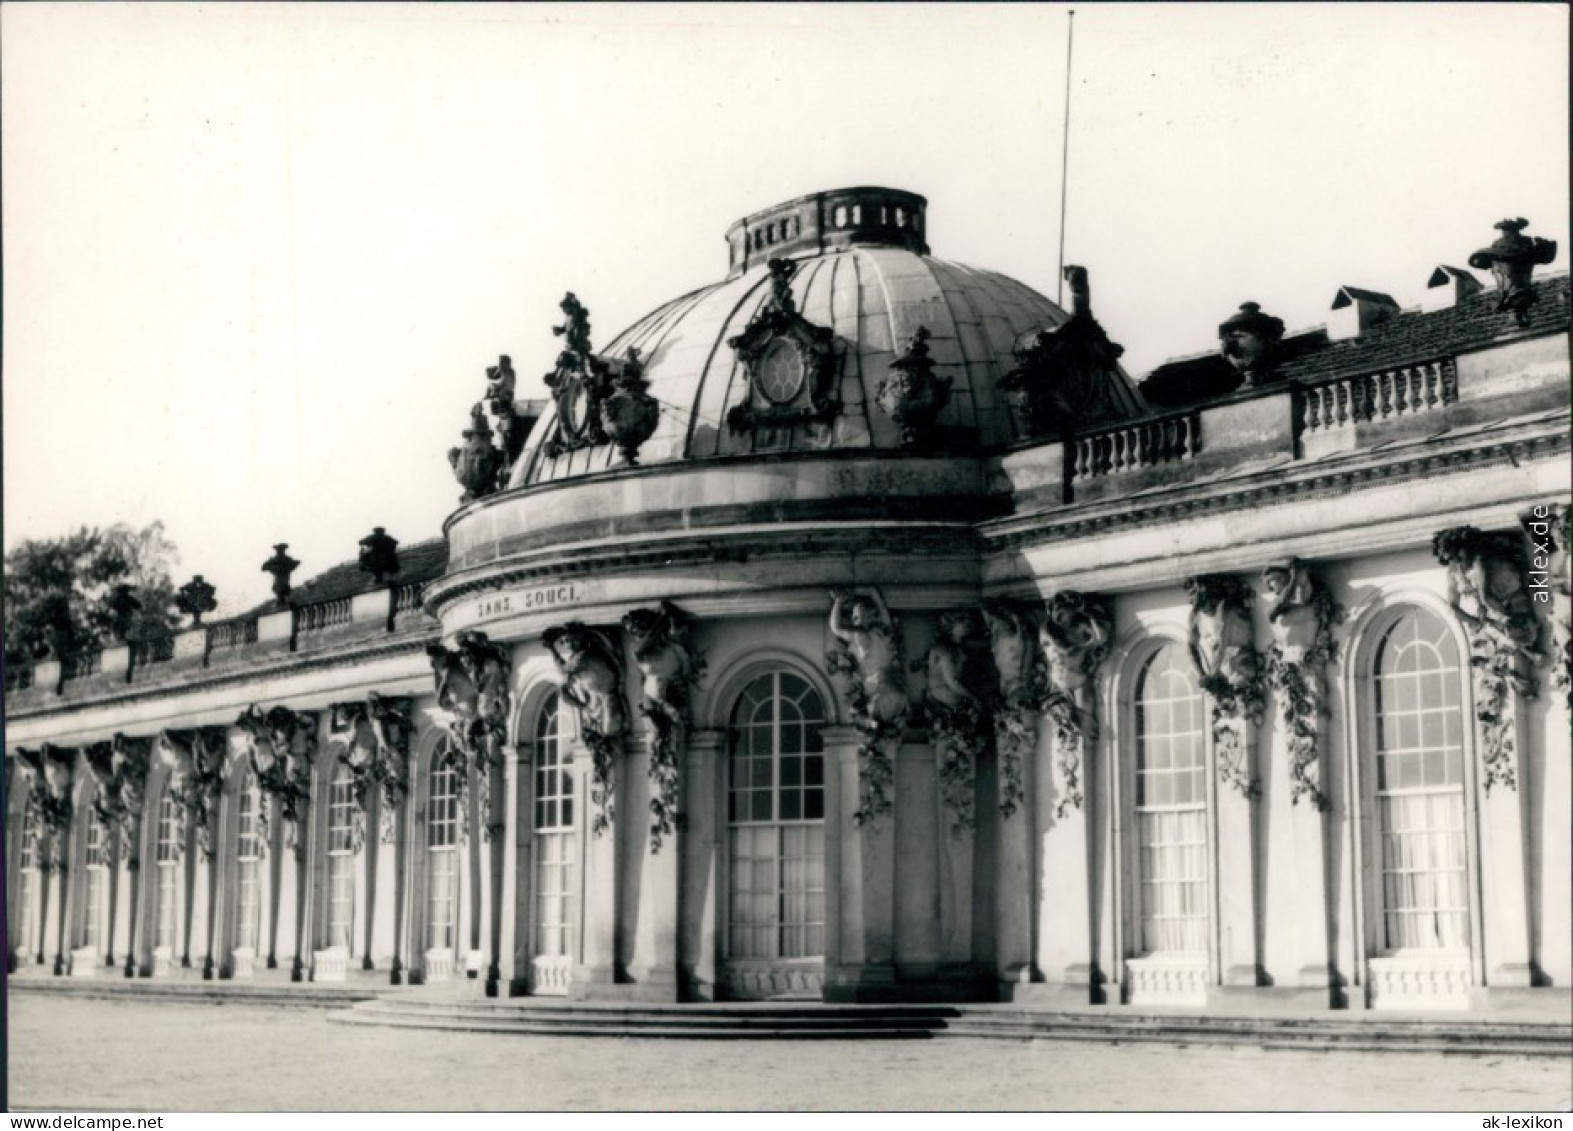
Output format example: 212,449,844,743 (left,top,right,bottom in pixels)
726,258,841,431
